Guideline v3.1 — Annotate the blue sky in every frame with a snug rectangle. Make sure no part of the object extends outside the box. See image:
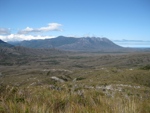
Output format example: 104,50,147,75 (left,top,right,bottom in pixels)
0,0,150,47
